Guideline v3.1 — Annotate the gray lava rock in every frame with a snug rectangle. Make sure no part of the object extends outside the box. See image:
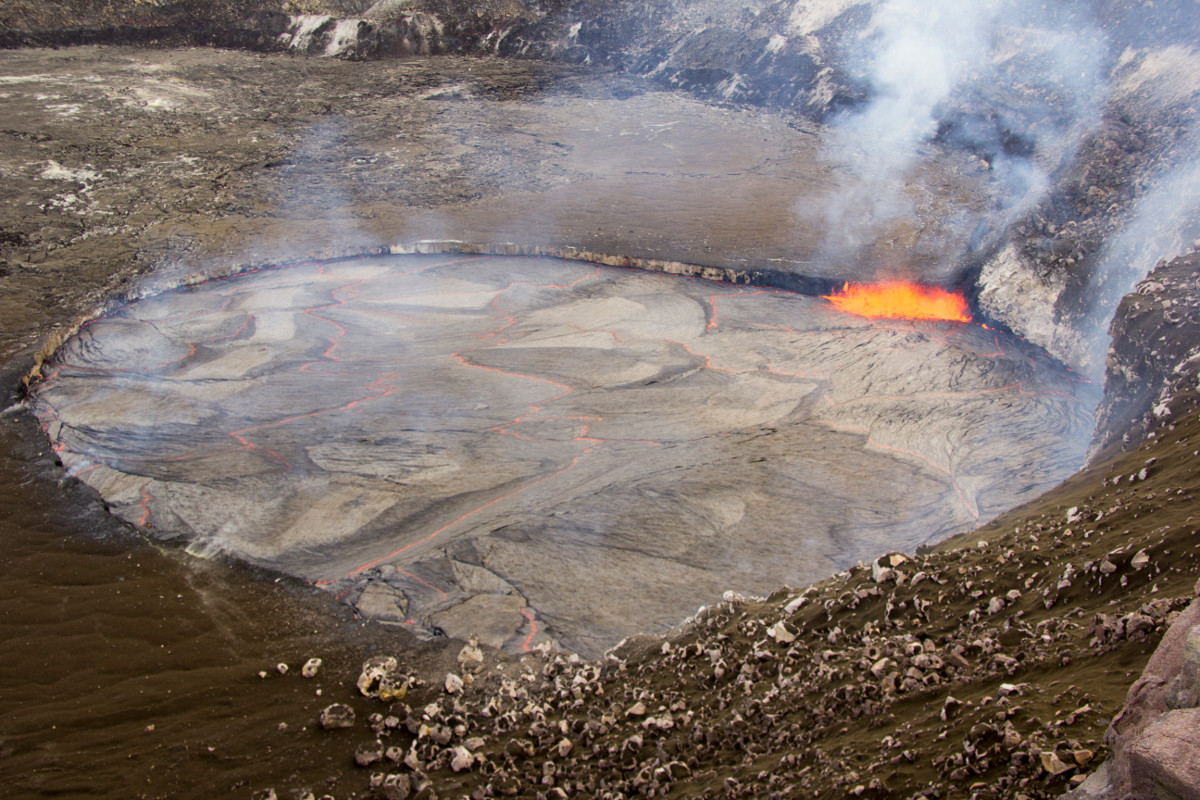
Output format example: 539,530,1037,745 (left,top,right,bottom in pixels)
358,655,399,696
319,703,356,730
382,773,412,800
355,739,384,767
358,655,411,701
